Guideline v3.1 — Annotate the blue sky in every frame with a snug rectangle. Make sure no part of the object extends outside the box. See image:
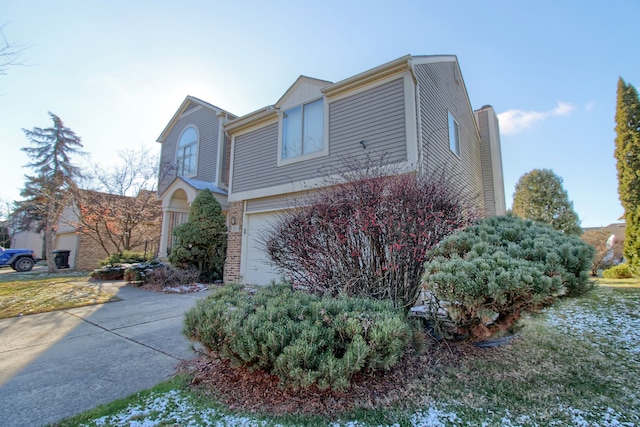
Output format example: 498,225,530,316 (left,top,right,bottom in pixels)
1,0,638,227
